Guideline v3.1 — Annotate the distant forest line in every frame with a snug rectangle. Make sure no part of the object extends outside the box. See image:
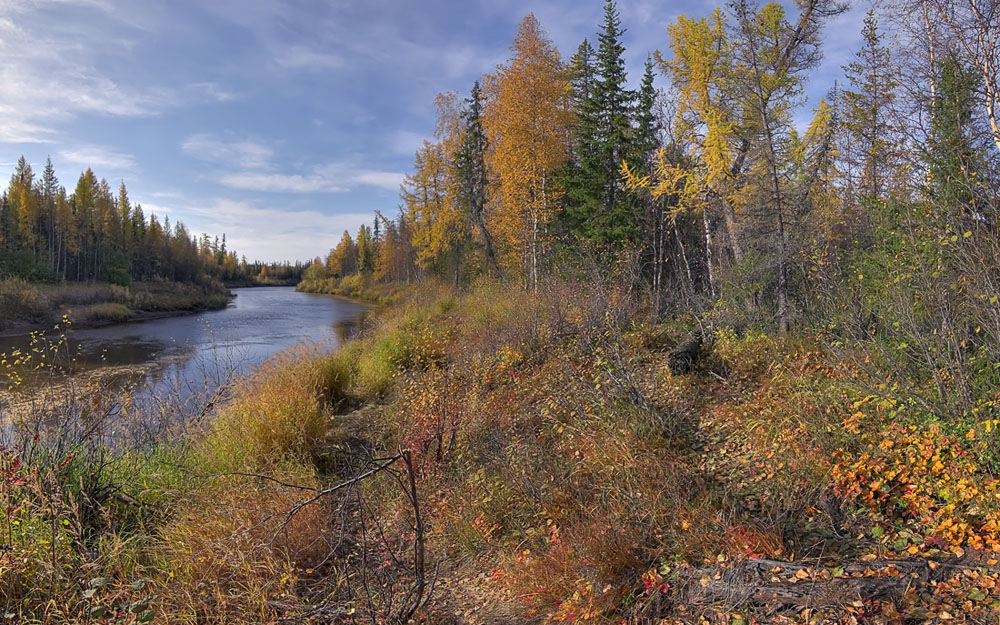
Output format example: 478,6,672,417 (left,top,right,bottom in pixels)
0,157,304,287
